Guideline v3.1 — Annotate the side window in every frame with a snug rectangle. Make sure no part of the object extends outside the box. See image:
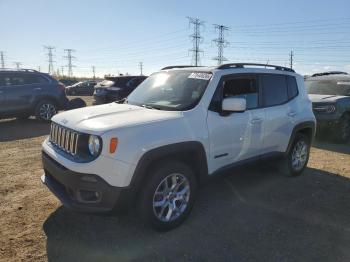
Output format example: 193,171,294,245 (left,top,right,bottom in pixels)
223,77,258,110
262,75,288,107
287,76,298,99
0,74,11,86
23,74,47,84
9,75,25,86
